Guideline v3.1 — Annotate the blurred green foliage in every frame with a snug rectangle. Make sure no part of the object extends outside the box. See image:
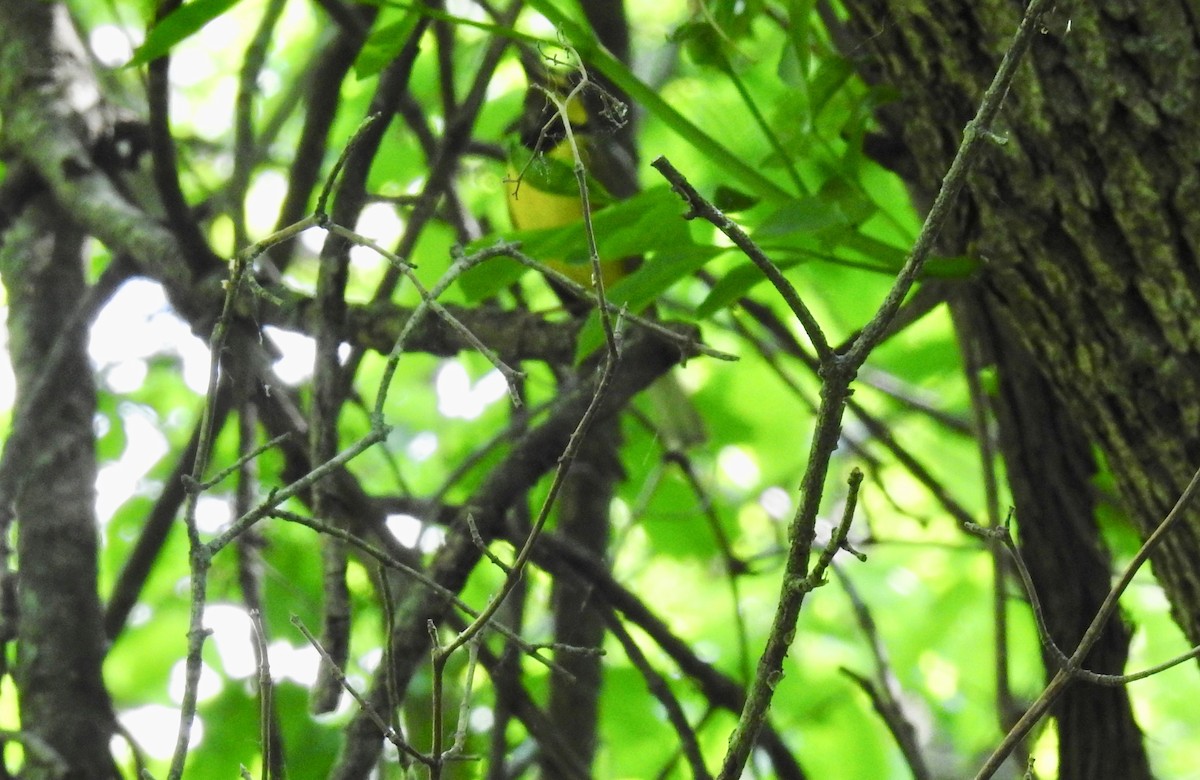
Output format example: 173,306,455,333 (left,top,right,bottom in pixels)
37,0,1197,777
